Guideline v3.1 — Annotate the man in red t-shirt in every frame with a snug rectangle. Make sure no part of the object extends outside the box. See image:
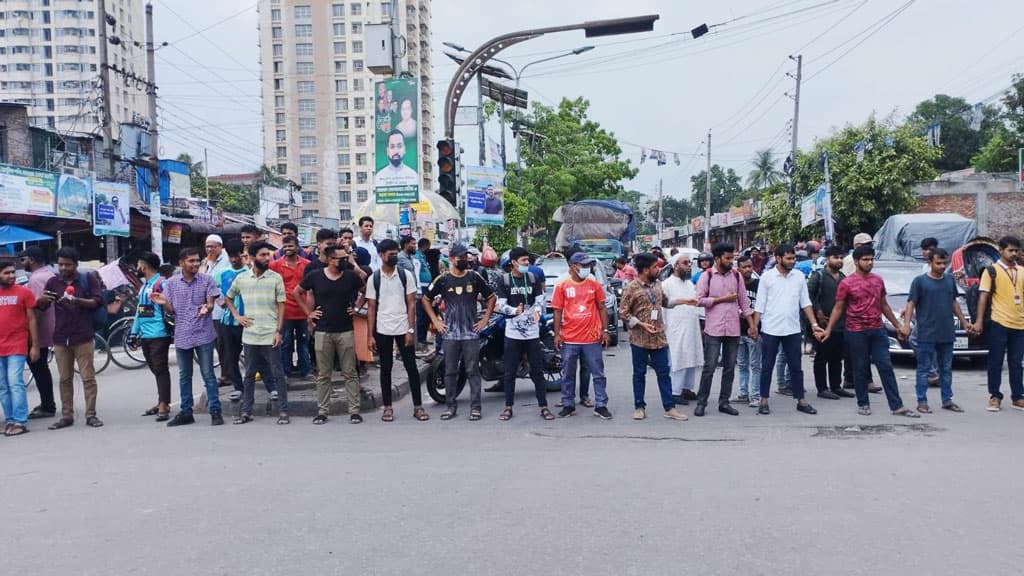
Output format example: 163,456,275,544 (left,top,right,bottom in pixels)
0,261,40,436
269,235,311,377
551,252,612,419
819,246,917,418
